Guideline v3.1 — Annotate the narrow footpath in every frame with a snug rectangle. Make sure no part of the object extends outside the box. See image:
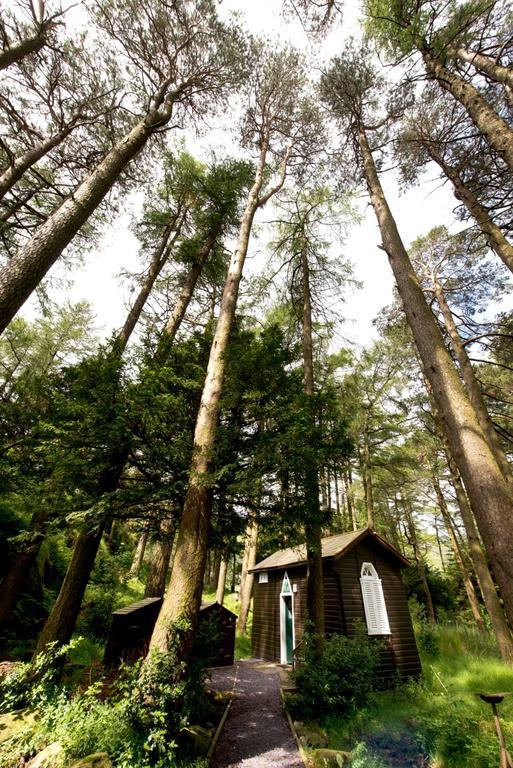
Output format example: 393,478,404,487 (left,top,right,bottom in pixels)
208,660,304,768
